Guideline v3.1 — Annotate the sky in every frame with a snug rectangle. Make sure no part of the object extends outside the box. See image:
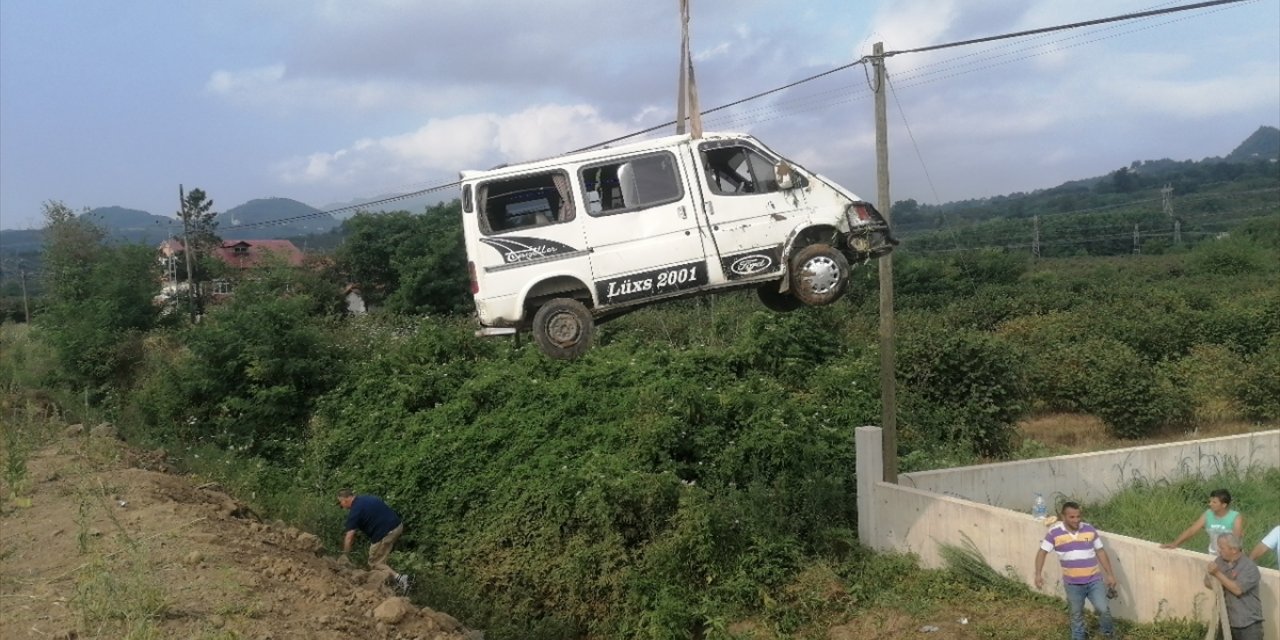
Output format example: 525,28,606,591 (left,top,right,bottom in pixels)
1,0,1277,230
